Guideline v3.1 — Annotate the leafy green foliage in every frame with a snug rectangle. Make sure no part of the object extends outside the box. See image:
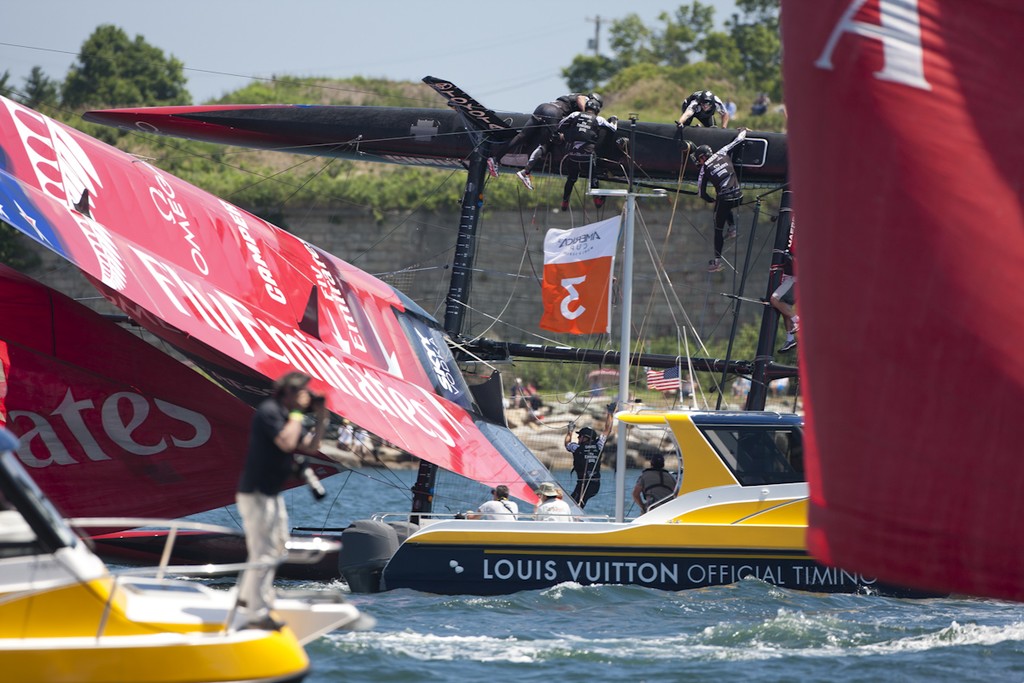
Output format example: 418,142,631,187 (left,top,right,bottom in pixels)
21,67,60,109
61,24,190,109
573,1,783,127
